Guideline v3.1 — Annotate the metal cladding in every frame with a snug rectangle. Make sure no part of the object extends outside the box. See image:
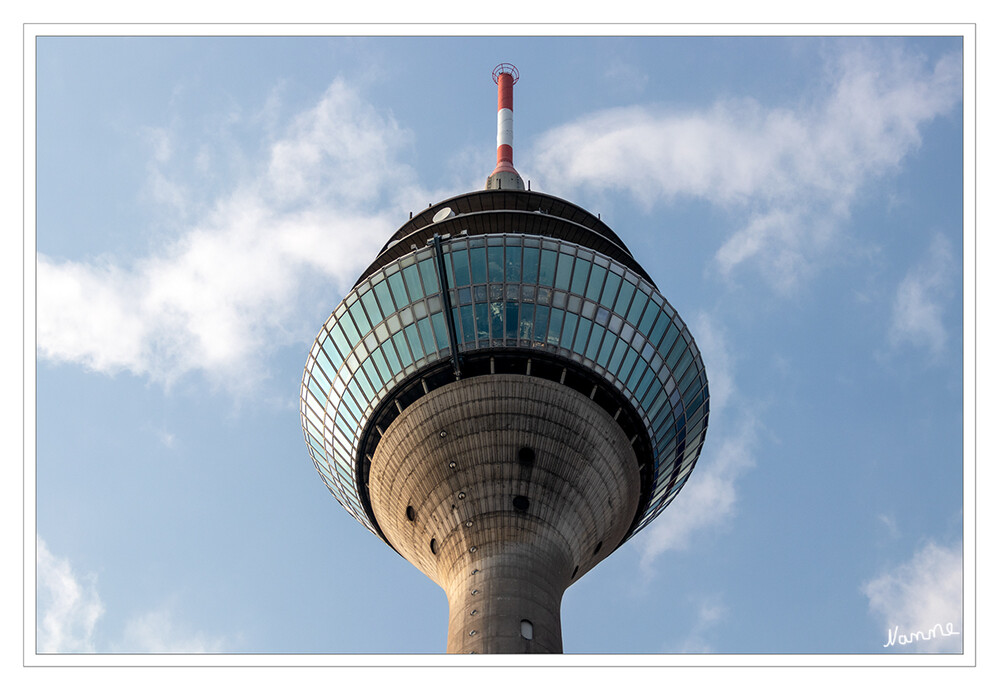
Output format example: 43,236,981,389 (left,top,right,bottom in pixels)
299,65,709,653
